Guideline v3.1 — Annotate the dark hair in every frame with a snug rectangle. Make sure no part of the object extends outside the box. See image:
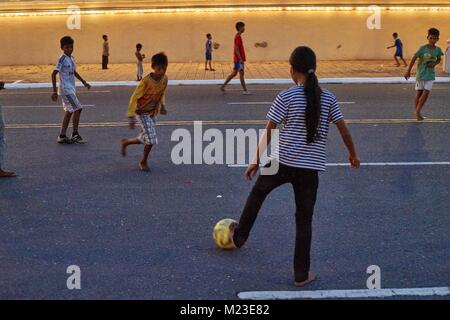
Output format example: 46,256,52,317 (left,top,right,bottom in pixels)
60,36,74,48
393,32,398,37
151,52,168,67
289,46,322,144
206,33,211,38
136,43,142,50
428,27,440,37
235,21,245,31
102,35,108,39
